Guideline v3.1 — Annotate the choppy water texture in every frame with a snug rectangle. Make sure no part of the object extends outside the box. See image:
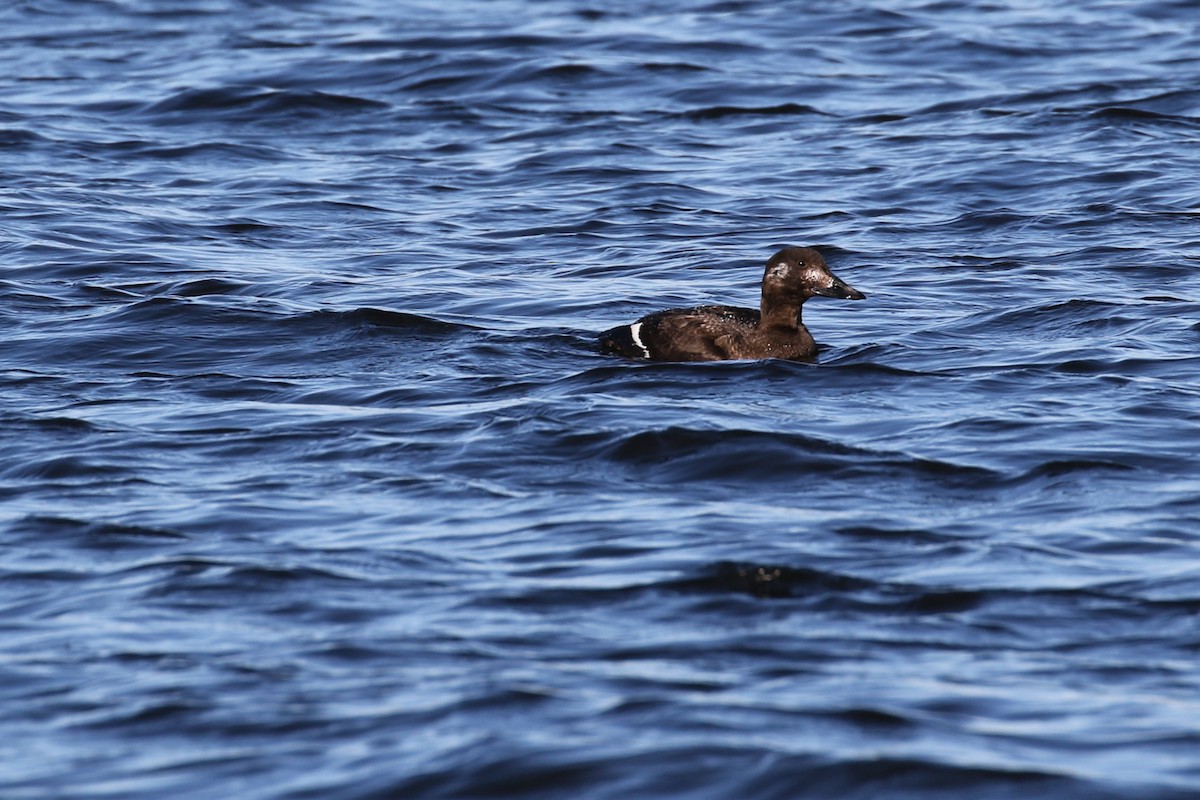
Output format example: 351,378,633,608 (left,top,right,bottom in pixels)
3,0,1200,797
